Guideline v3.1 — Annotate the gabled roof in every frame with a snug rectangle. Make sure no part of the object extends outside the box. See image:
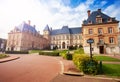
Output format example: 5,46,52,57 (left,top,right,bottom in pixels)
44,25,50,31
50,26,82,35
83,9,118,25
15,22,37,34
